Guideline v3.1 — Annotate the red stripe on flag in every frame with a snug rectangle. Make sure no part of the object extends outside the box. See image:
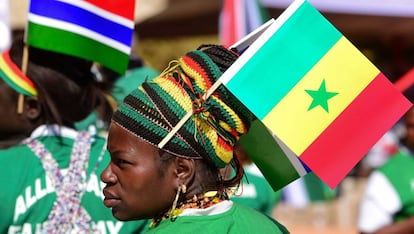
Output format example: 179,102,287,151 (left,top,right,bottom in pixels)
84,0,135,20
221,0,237,47
2,51,35,86
300,73,412,188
